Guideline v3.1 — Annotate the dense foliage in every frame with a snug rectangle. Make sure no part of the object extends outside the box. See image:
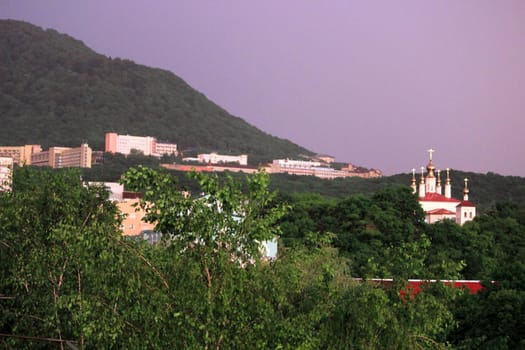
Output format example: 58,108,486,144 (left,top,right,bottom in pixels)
2,167,525,349
0,20,312,164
